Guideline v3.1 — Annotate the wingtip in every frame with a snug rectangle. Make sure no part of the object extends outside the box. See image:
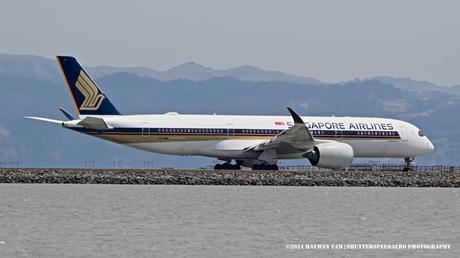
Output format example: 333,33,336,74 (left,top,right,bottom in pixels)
287,107,304,124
